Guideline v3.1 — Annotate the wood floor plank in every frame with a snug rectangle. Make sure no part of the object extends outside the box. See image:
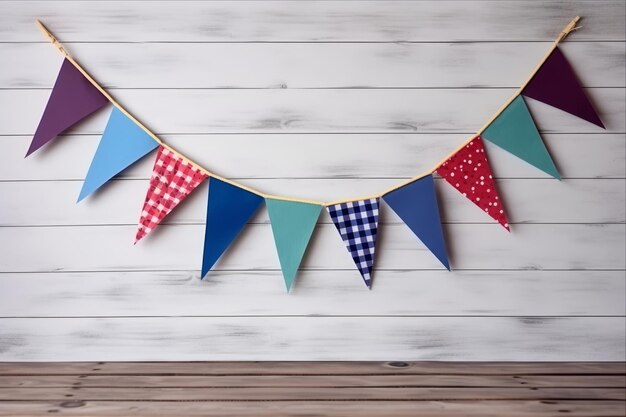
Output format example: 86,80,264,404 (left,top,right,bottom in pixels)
1,374,624,388
0,362,623,416
1,362,624,375
1,386,625,401
0,400,624,417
